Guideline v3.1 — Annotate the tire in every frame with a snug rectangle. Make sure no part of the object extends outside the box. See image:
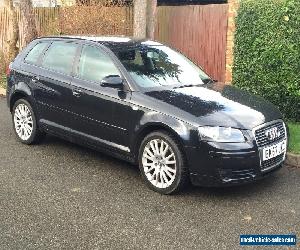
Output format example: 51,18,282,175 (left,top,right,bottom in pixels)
138,130,189,195
12,98,45,144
